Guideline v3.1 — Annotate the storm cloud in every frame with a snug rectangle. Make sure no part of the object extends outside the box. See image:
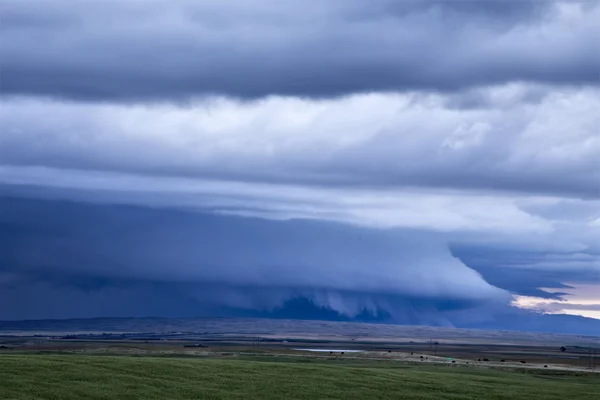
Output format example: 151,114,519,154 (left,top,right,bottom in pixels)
2,86,599,198
1,0,599,331
0,196,509,322
1,0,599,101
